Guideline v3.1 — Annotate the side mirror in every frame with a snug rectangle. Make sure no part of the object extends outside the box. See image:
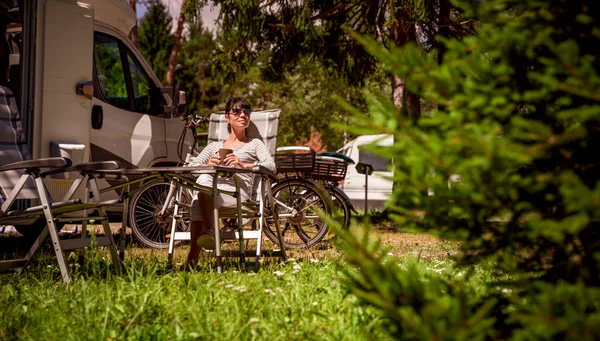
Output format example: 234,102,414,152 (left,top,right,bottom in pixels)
149,79,187,117
355,162,374,175
173,89,187,118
